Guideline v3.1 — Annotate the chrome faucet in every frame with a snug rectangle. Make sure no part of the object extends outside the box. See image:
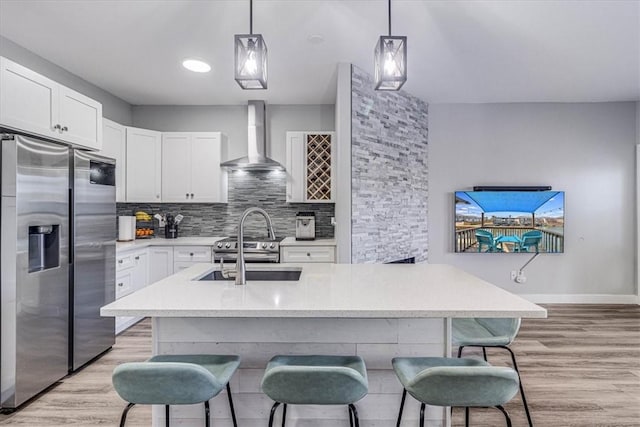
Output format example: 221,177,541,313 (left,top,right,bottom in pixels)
236,207,276,285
